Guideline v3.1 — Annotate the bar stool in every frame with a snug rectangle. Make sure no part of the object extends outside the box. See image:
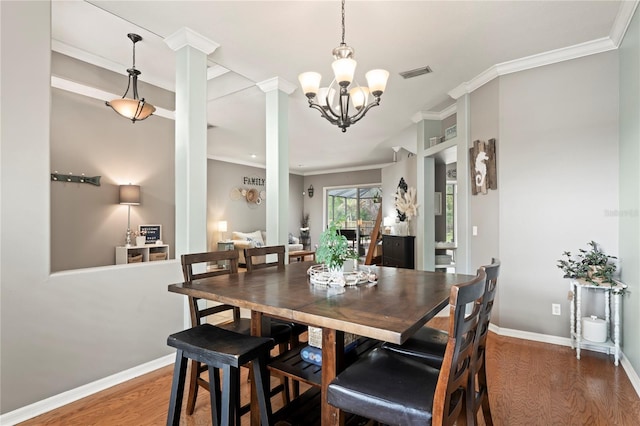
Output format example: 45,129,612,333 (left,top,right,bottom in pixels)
166,323,274,426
